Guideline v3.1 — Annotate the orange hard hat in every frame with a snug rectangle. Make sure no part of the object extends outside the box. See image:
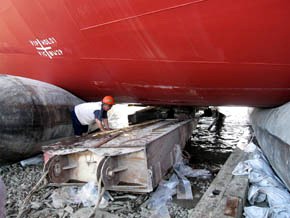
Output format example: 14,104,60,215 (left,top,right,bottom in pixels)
102,96,115,105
